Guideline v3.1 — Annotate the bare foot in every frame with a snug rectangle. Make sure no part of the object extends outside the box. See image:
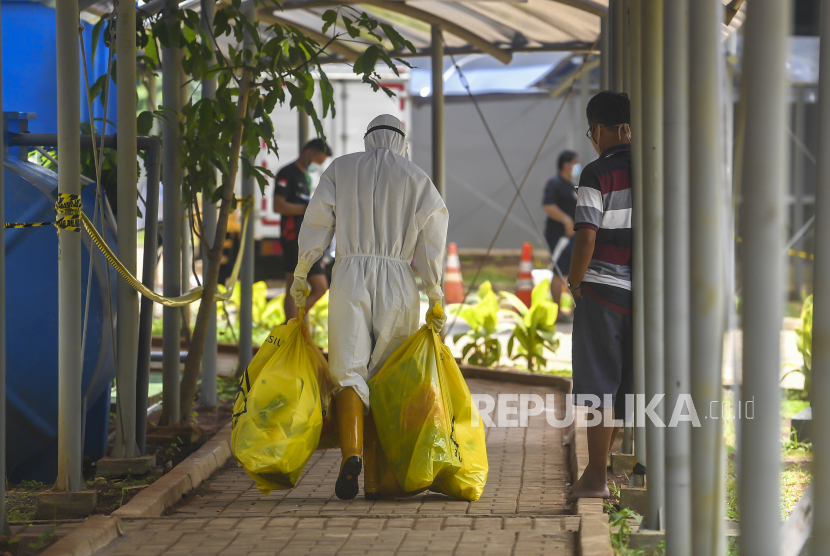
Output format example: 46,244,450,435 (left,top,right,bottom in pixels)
568,473,584,493
567,477,610,503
